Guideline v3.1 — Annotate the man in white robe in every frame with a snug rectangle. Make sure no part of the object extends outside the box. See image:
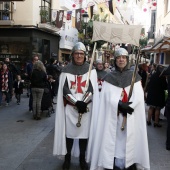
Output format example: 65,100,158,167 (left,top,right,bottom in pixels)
53,42,99,170
88,48,150,170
